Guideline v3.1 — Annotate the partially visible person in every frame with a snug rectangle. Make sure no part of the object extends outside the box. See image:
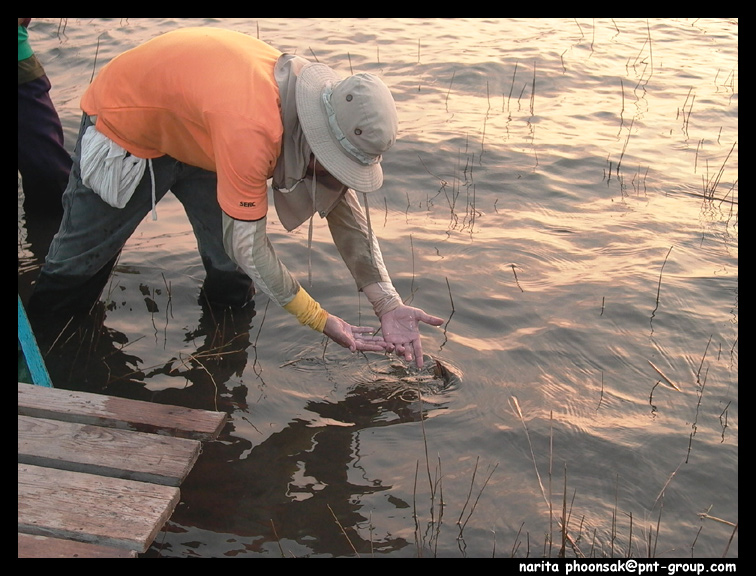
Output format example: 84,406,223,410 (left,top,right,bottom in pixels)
18,17,72,216
28,27,443,368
